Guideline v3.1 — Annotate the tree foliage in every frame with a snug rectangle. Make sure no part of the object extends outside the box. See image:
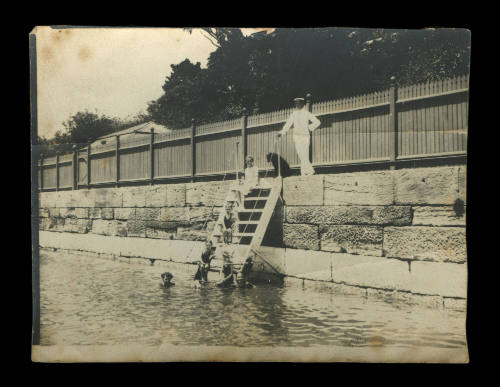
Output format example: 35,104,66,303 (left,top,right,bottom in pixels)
148,28,470,129
37,111,149,157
